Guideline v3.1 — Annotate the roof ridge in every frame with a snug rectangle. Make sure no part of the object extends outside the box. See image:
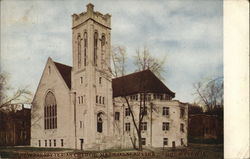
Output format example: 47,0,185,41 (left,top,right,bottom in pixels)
52,60,72,89
113,69,151,80
53,61,72,68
